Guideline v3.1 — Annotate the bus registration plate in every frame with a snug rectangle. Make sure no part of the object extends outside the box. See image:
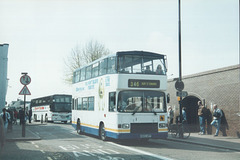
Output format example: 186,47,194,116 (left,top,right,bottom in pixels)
140,134,152,138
